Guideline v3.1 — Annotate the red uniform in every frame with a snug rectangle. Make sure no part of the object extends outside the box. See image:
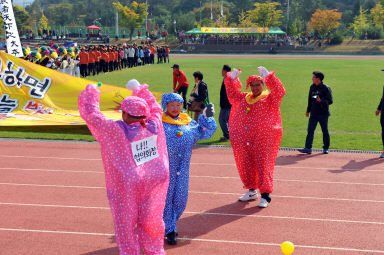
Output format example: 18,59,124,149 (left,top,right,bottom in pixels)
173,70,189,91
224,71,285,194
